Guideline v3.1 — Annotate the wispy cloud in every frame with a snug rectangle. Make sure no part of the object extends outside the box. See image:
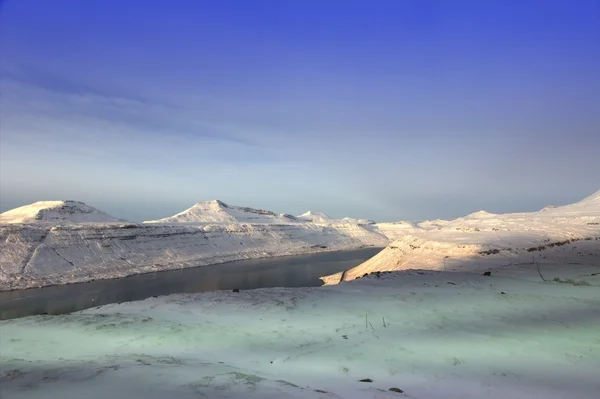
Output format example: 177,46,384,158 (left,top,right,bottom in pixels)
0,74,280,170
